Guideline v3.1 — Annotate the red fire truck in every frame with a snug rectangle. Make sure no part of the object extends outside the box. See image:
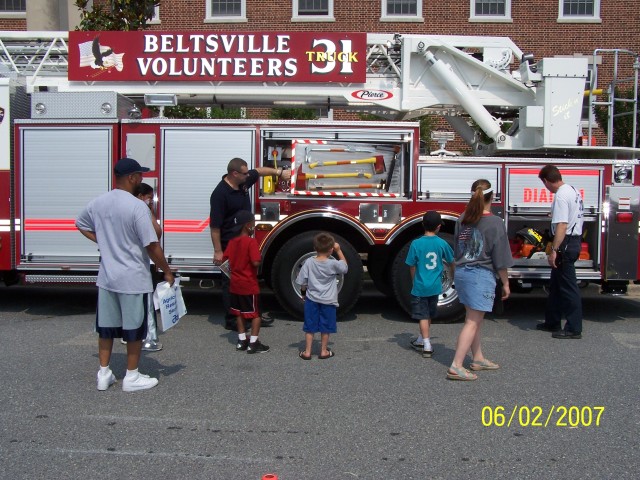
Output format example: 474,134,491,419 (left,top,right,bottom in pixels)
1,31,638,321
